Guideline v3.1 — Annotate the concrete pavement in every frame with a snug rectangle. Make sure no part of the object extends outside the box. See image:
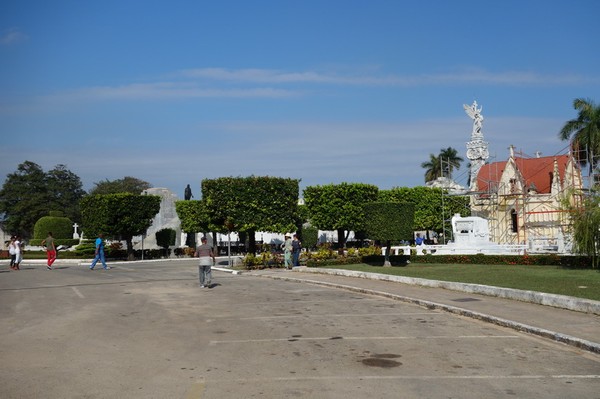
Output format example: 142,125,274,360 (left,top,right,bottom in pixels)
5,257,600,354
1,258,599,398
246,266,600,354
